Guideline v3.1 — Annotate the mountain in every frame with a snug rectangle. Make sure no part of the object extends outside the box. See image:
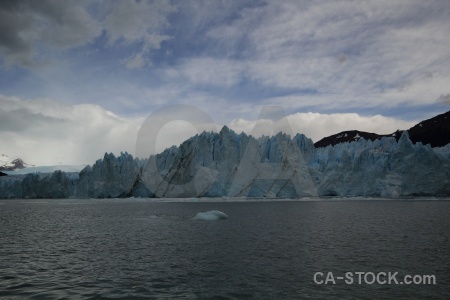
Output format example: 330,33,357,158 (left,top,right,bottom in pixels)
0,154,33,171
314,130,403,148
2,165,87,175
314,110,450,148
0,154,86,175
407,110,450,147
1,126,449,199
